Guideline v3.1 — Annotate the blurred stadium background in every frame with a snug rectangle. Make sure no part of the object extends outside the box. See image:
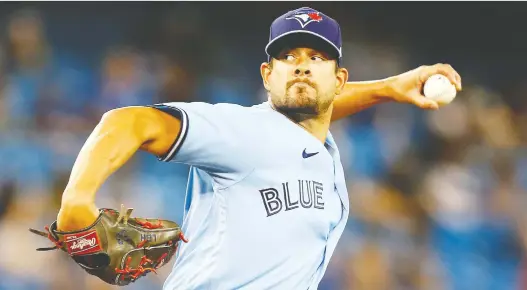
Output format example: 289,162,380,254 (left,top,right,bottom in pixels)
0,2,527,290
